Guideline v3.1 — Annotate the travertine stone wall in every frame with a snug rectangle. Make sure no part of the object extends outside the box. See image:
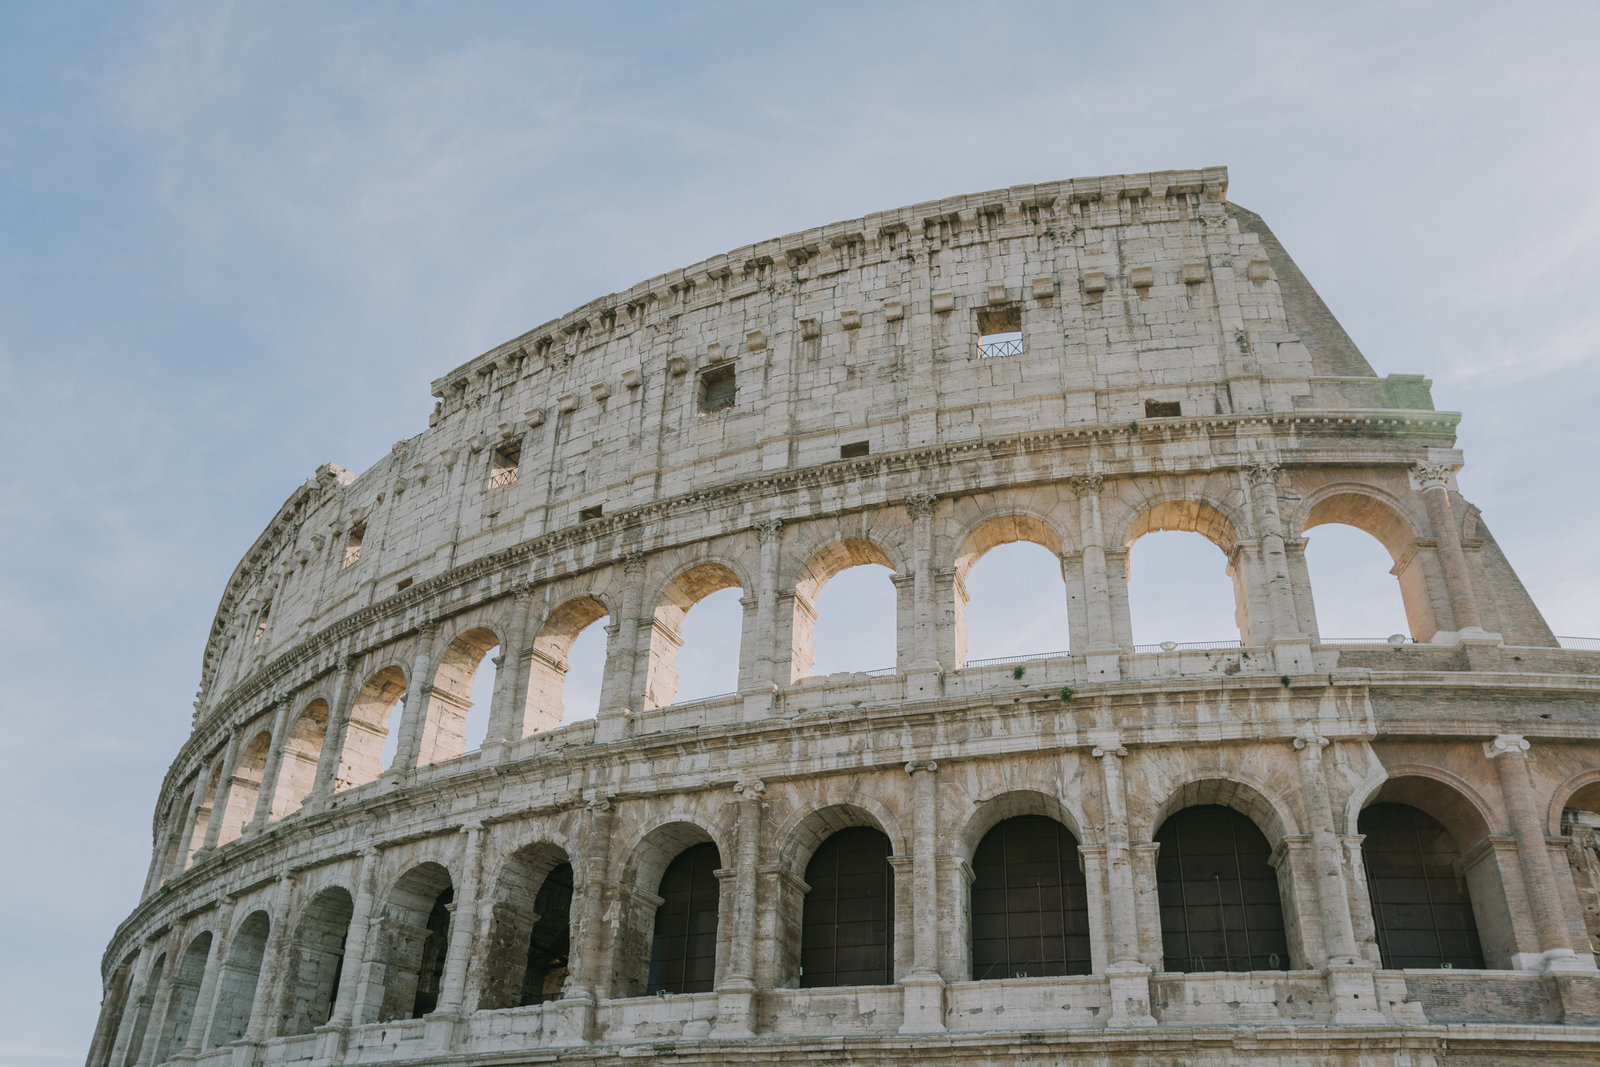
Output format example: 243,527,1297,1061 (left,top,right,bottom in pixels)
94,170,1600,1067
